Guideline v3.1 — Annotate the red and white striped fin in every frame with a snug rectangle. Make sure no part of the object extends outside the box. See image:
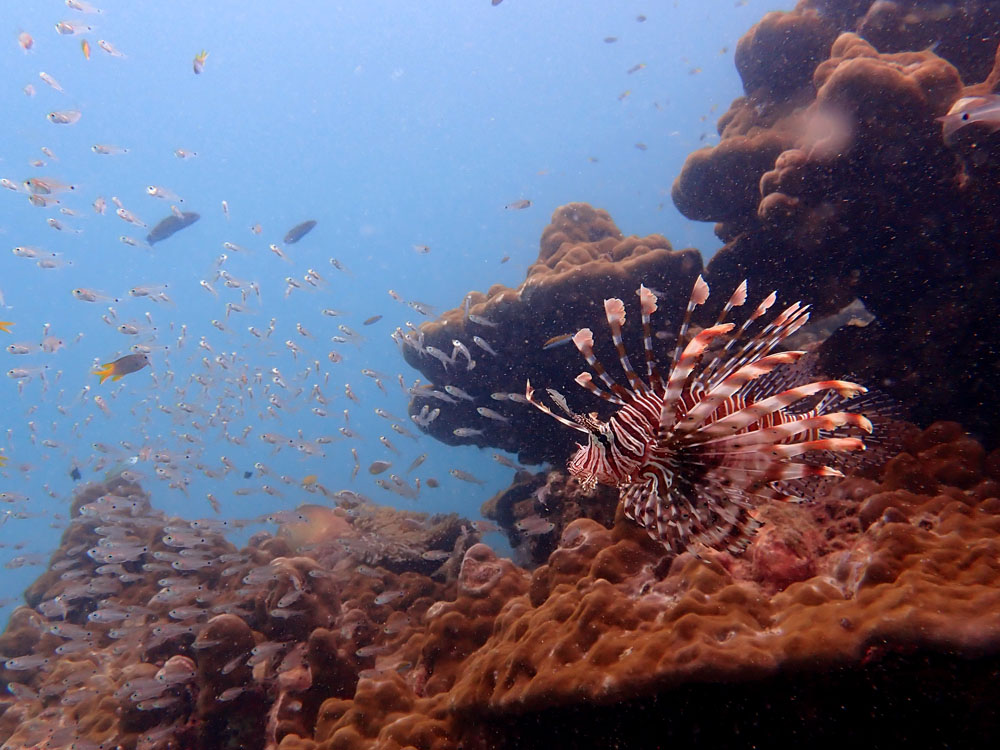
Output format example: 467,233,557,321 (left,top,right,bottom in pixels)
572,328,631,401
714,280,748,325
746,290,777,322
670,275,710,372
693,411,873,449
657,322,735,437
761,462,845,481
574,371,625,405
700,436,866,460
703,459,845,483
637,285,663,390
696,379,867,440
675,350,805,436
622,476,764,555
700,282,761,384
604,297,646,394
714,302,811,384
525,379,589,433
759,437,866,459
